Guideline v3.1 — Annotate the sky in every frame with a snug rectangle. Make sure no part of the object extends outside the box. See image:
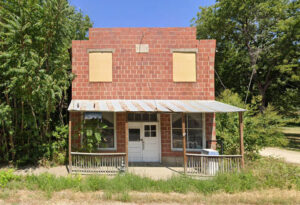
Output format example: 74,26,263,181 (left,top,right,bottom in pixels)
69,0,216,28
